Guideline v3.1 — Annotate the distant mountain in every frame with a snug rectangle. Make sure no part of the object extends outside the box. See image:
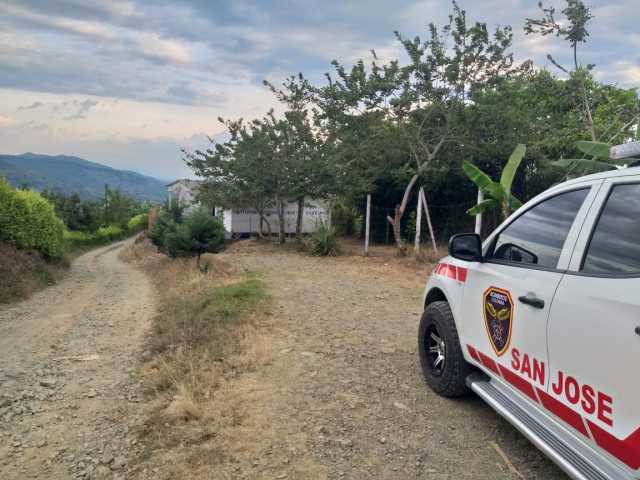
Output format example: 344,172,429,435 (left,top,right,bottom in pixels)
0,153,168,202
